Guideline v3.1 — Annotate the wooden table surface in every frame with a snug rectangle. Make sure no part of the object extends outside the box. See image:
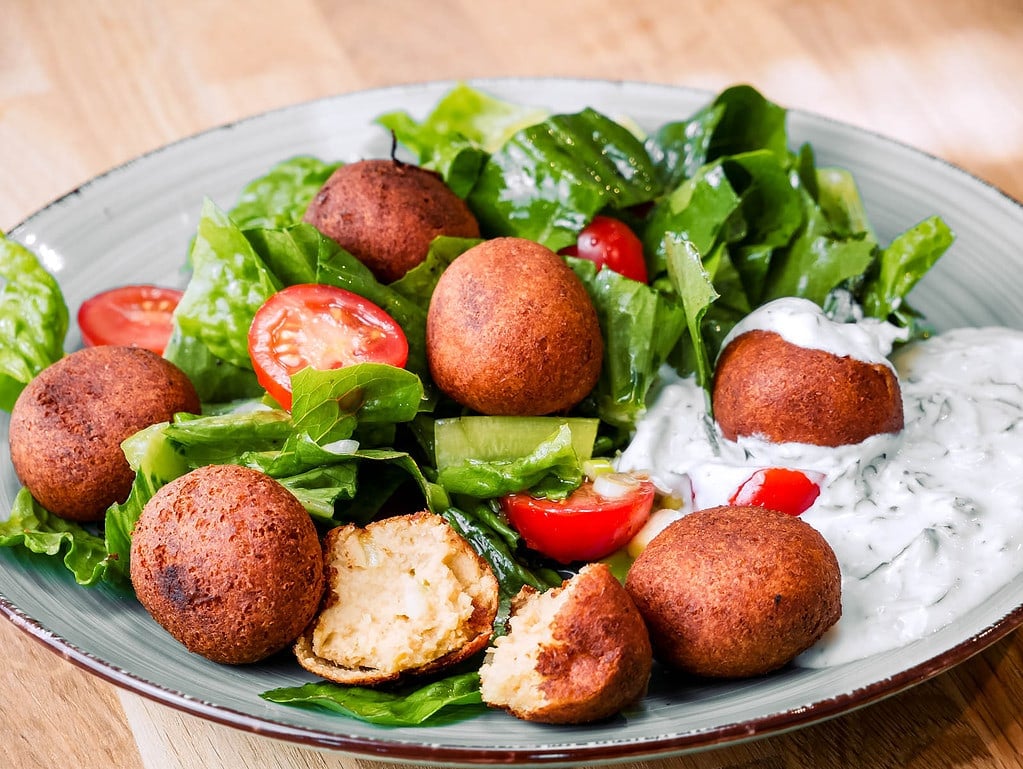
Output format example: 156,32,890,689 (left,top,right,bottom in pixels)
3,1,1023,767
